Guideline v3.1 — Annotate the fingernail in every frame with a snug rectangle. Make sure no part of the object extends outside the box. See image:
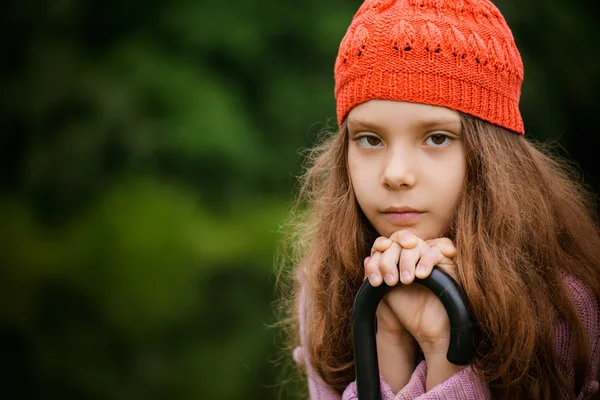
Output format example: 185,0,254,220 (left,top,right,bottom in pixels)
370,274,382,285
416,266,426,276
401,271,411,283
384,274,395,285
